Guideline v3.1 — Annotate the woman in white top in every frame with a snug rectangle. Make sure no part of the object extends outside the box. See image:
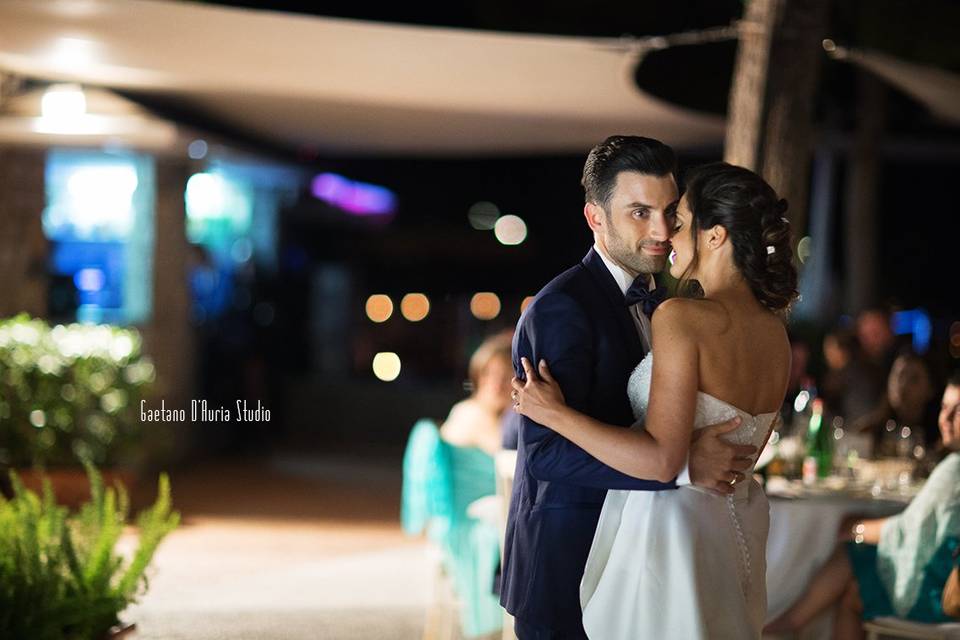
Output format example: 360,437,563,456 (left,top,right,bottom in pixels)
441,331,514,454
